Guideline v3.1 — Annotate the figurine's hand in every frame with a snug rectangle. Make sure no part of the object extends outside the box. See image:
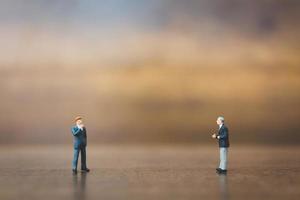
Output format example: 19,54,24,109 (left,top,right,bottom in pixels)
77,124,84,129
212,134,217,139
